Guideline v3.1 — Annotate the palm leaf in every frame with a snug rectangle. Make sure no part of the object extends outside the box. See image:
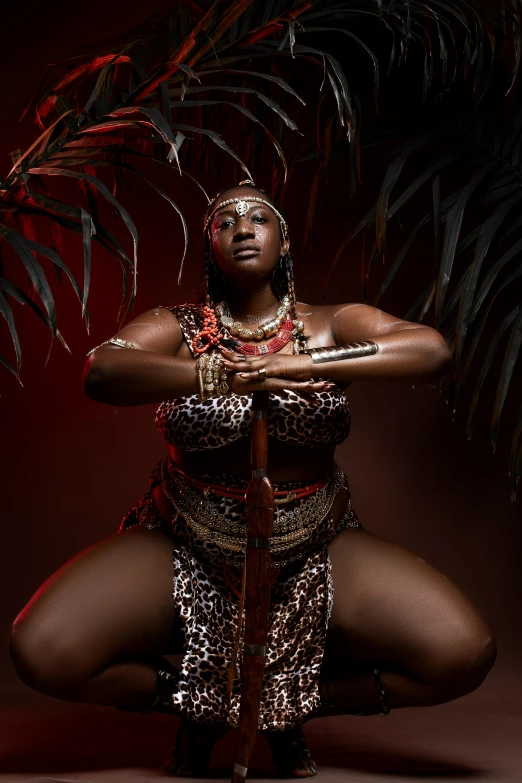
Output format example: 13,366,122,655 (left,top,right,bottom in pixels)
508,401,522,500
26,166,139,316
197,68,307,104
490,307,522,451
0,290,22,374
455,190,522,367
87,158,190,283
0,276,71,363
435,160,497,325
165,98,289,179
2,0,521,500
465,304,519,440
0,225,58,335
